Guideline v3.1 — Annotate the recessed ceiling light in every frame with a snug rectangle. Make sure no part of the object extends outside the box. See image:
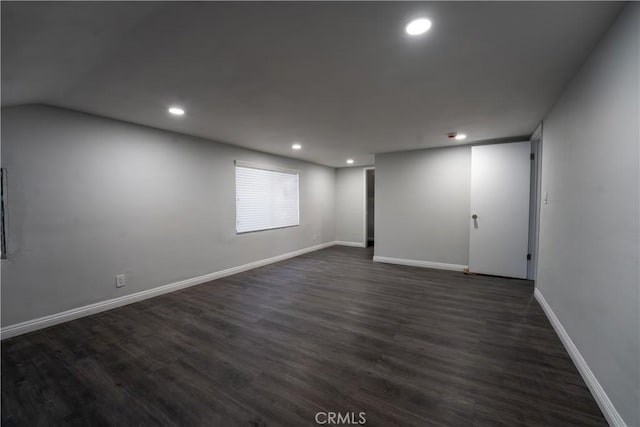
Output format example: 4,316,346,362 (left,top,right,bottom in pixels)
346,159,354,164
292,143,302,150
168,107,185,116
448,132,467,141
405,18,432,36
